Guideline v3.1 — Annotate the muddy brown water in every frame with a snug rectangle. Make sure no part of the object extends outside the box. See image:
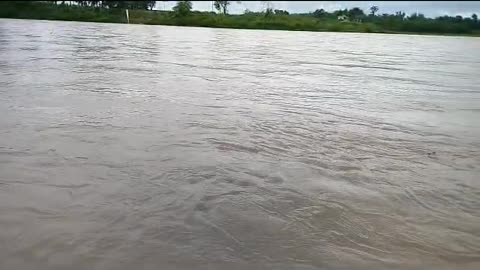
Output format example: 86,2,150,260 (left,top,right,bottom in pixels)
0,19,479,270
